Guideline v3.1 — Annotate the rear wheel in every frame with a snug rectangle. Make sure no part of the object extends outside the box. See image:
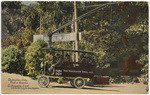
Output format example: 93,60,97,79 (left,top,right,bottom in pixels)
73,77,85,89
38,76,49,88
